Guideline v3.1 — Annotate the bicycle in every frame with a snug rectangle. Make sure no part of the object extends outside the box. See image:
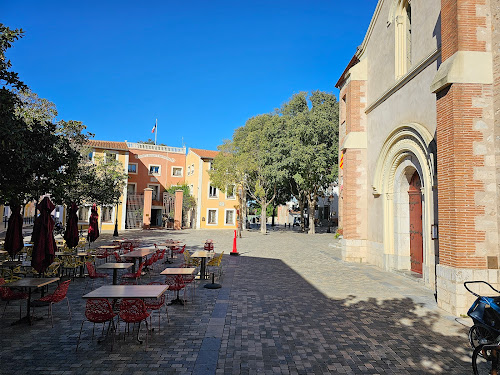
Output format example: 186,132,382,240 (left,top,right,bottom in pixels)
472,342,500,374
